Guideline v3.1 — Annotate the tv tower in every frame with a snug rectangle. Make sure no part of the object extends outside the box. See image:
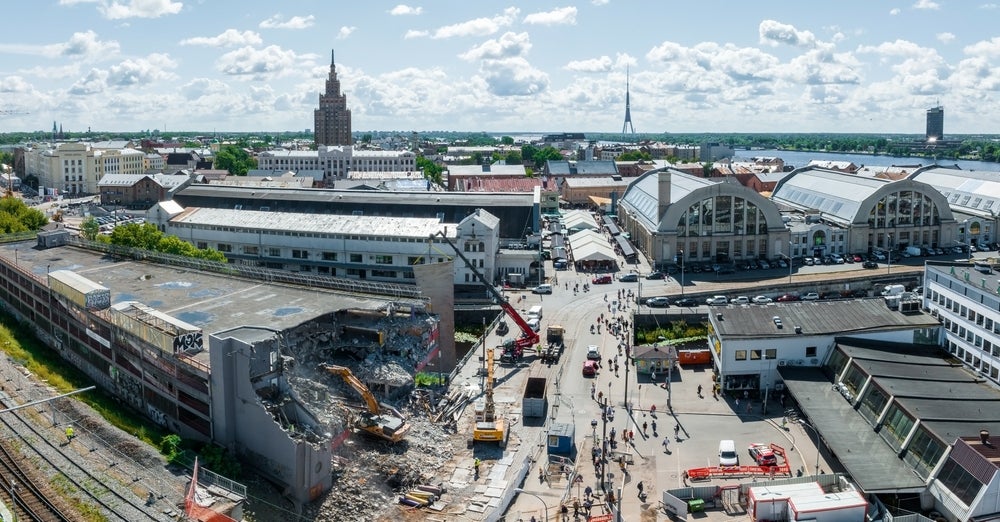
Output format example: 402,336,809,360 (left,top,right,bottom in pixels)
621,66,635,136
